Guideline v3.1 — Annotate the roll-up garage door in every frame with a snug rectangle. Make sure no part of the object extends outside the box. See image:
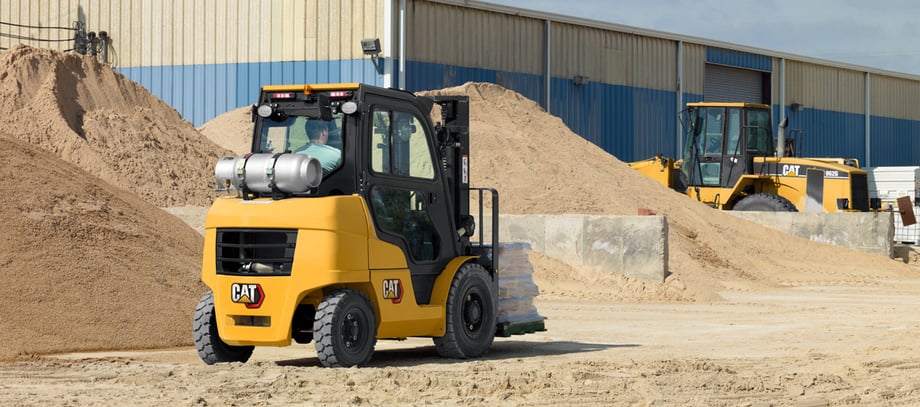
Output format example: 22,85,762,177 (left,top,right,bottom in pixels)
704,64,766,103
